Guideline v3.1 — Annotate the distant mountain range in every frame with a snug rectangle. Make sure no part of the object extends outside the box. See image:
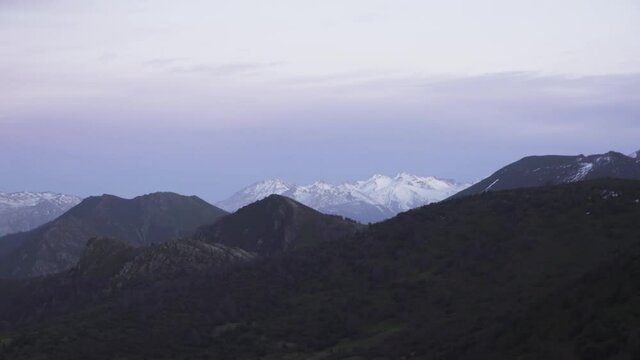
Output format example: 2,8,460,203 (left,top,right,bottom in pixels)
453,150,640,198
0,192,82,237
72,195,361,284
0,192,227,278
2,148,638,282
216,173,471,223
